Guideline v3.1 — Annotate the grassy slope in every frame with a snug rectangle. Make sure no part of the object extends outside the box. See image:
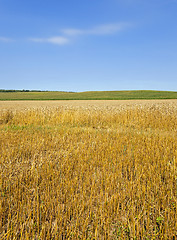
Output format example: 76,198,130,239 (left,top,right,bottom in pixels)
0,90,177,100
